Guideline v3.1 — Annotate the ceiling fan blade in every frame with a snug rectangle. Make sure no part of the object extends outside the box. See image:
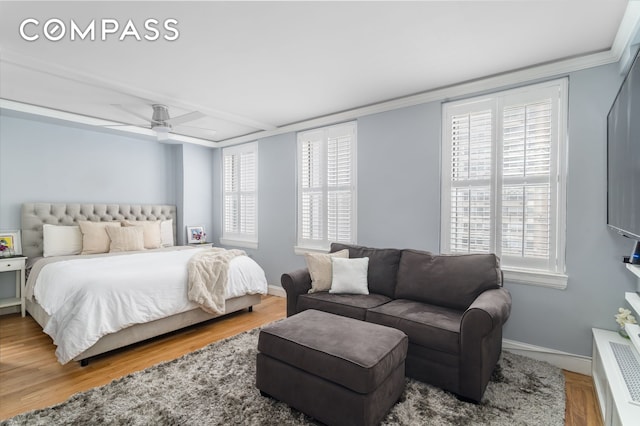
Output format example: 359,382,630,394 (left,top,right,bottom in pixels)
111,104,151,124
167,111,205,126
103,123,150,128
174,124,217,133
